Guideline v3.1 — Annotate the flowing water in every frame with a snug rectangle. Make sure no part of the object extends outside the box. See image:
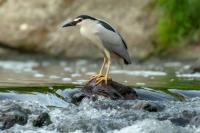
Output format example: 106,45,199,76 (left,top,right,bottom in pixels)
0,56,200,133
